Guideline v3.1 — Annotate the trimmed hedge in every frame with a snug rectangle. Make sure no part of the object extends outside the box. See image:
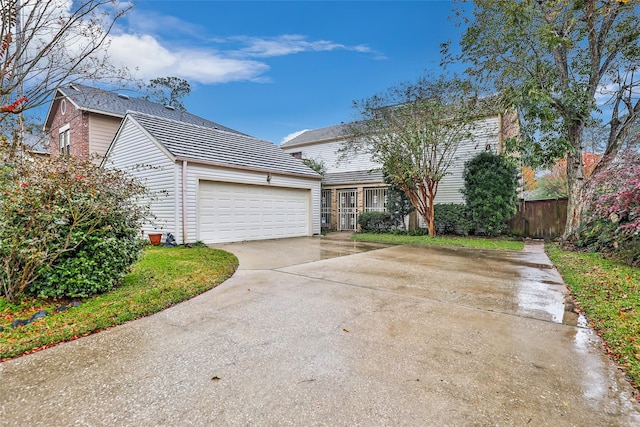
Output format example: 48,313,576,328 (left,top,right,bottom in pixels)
434,203,472,236
358,211,395,233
